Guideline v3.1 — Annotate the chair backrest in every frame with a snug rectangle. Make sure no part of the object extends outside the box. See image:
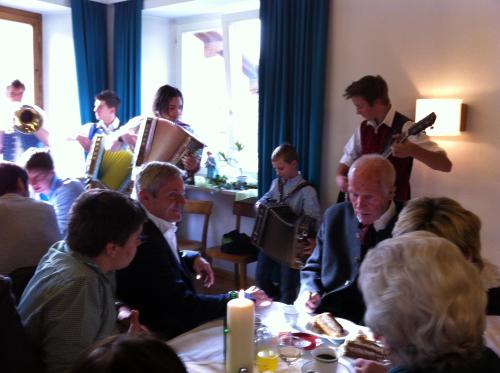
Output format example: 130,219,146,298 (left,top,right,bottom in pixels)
183,199,214,248
233,197,257,230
